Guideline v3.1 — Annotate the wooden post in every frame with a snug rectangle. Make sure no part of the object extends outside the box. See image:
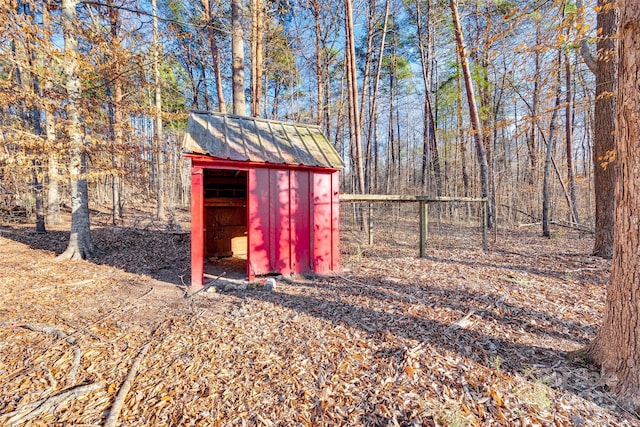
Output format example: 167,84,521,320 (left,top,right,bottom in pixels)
368,203,373,245
420,200,427,257
482,199,488,251
338,195,488,252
